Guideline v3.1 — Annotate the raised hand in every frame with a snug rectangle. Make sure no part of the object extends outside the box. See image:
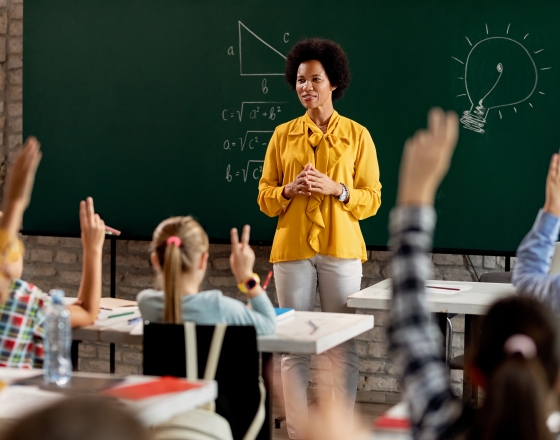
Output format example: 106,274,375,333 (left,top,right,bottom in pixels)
229,224,256,284
544,154,560,217
79,197,105,254
397,107,459,206
0,137,42,235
